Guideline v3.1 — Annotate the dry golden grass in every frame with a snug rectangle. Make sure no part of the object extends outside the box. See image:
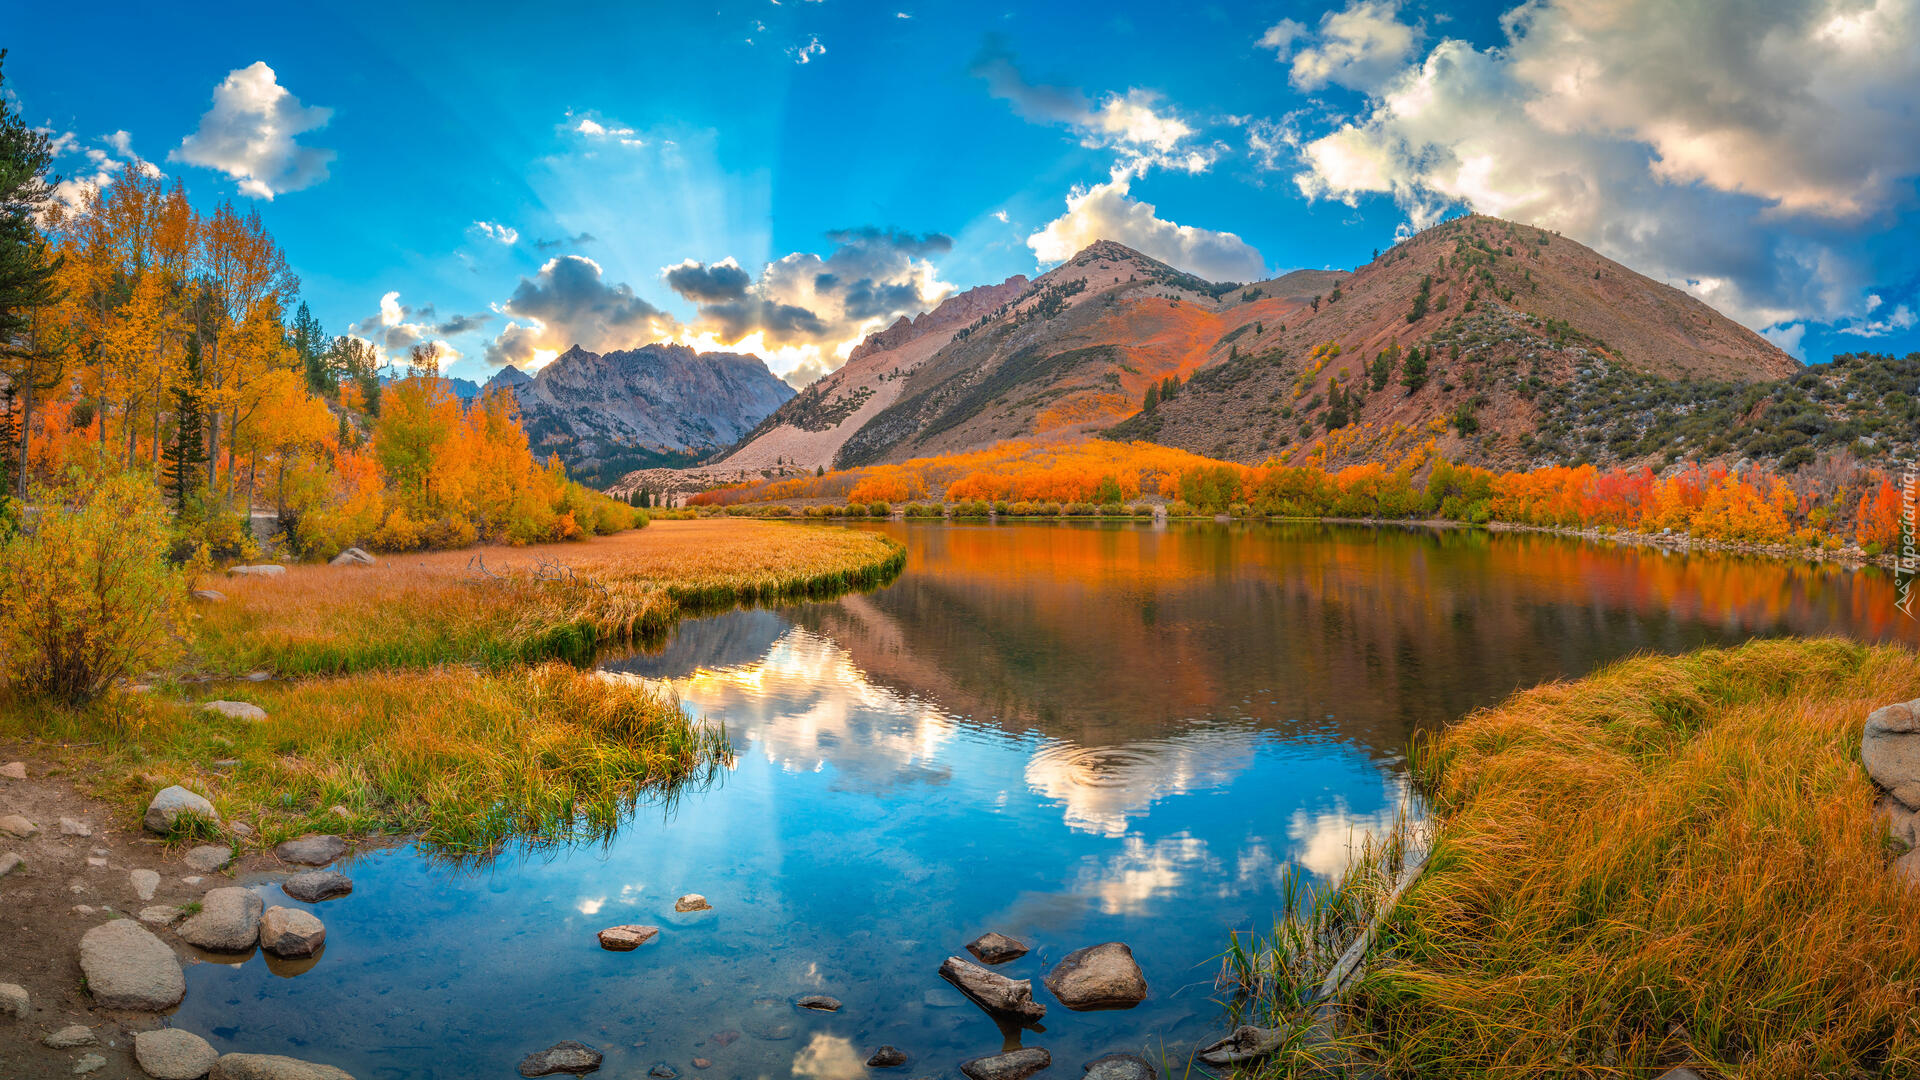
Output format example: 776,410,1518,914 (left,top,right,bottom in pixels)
3,665,731,854
193,519,905,674
1345,639,1920,1077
